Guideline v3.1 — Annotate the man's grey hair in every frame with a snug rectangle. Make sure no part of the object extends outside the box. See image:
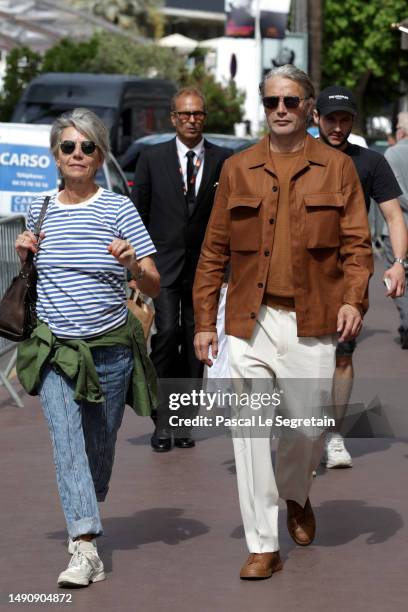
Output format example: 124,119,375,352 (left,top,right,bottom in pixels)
259,64,315,99
50,108,110,159
397,111,408,134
